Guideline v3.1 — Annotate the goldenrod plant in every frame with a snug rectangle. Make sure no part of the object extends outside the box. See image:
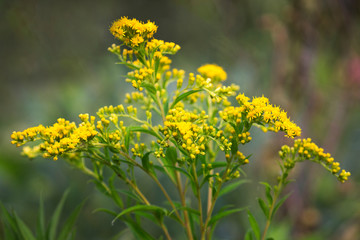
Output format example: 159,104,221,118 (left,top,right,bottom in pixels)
11,17,350,240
